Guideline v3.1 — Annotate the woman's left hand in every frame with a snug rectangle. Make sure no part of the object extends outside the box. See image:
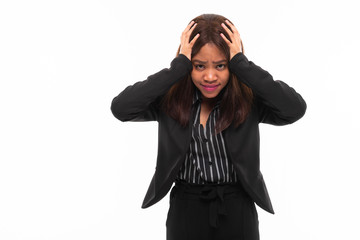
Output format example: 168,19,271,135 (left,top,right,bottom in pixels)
220,20,243,60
